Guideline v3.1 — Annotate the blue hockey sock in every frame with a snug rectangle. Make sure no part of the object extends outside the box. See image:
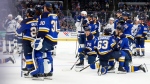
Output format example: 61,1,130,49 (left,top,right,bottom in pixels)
108,59,115,66
124,66,130,72
4,58,10,63
0,58,10,63
79,53,84,60
119,57,125,67
90,64,95,69
25,55,34,69
130,66,139,72
101,67,108,75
